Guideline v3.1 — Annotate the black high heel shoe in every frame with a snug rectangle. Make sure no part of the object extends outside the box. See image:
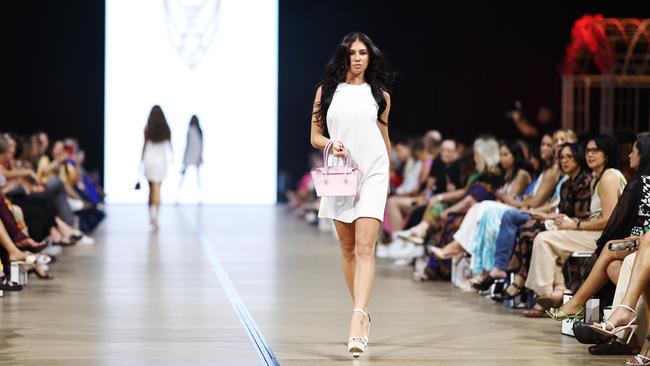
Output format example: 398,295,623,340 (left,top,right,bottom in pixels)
502,282,523,301
473,275,504,291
